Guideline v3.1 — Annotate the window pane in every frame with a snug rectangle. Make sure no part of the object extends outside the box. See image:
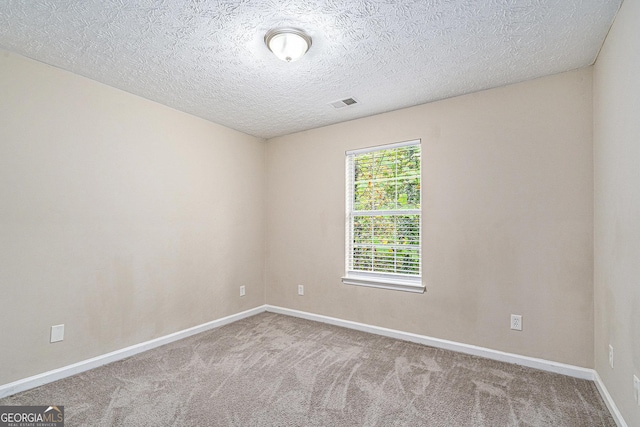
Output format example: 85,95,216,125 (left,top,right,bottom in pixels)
396,248,420,274
397,215,420,245
374,247,396,273
351,214,419,275
354,152,373,210
353,246,373,271
354,180,372,211
353,146,420,212
353,216,372,244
